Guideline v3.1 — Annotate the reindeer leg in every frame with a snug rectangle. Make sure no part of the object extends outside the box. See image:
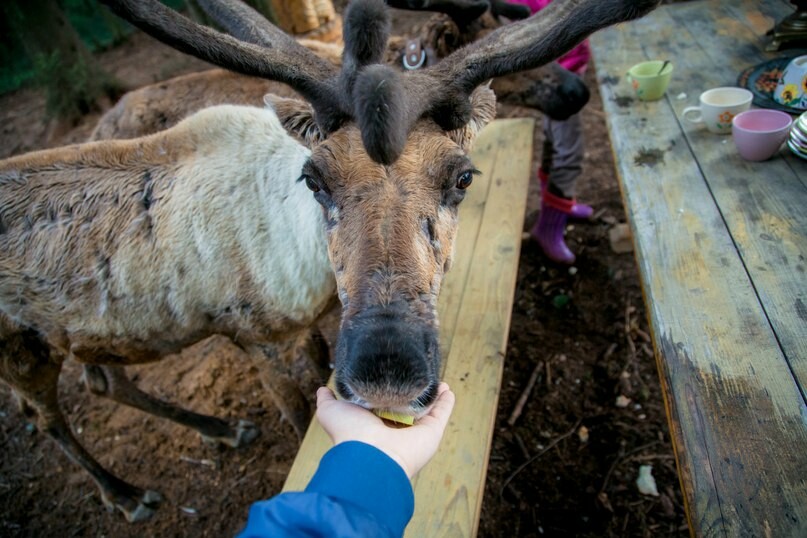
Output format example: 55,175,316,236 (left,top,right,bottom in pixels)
82,364,259,448
0,331,161,522
44,409,163,522
11,389,38,420
301,326,332,383
246,340,313,440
